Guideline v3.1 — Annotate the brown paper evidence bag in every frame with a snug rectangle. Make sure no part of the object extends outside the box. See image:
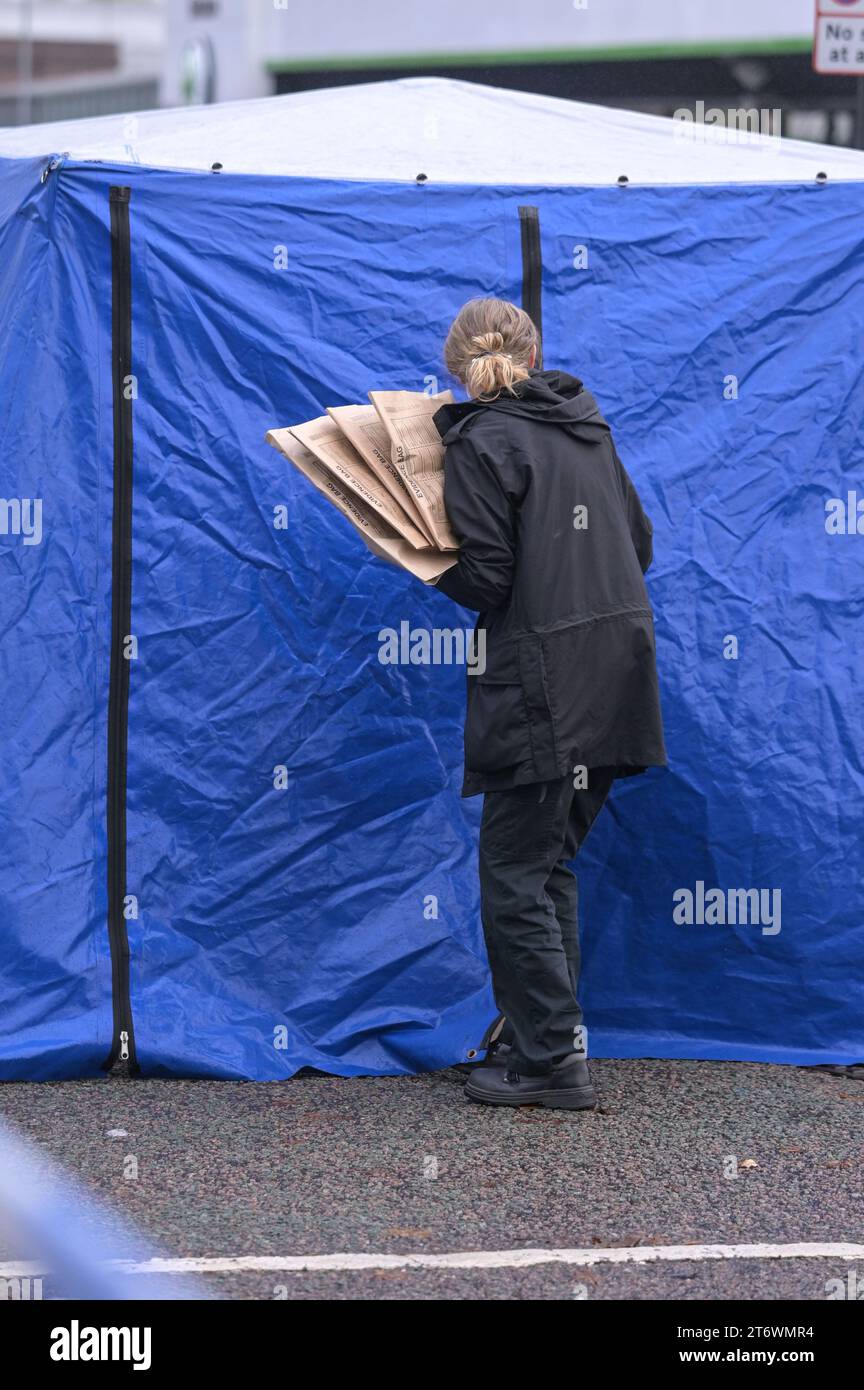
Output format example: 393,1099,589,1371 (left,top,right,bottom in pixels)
266,390,460,584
